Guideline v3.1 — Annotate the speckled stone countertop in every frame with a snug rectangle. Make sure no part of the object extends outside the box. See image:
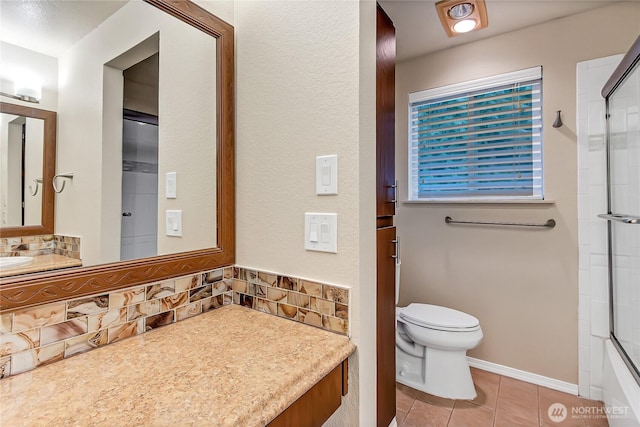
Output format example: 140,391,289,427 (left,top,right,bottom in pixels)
0,304,355,426
0,254,82,278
